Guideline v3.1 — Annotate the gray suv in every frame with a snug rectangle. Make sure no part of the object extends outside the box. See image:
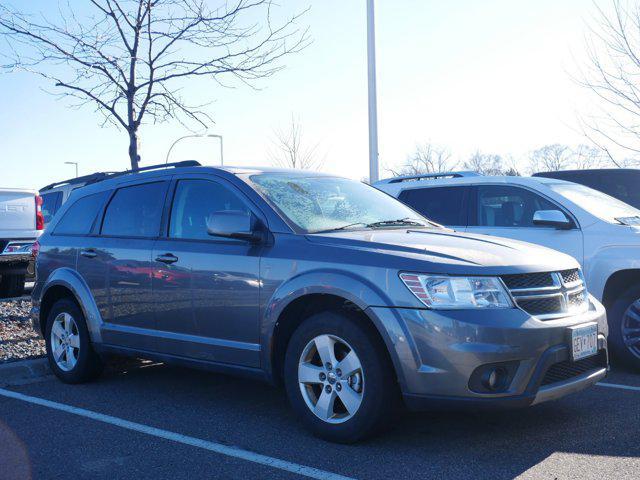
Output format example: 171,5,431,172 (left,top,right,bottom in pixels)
32,161,609,442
